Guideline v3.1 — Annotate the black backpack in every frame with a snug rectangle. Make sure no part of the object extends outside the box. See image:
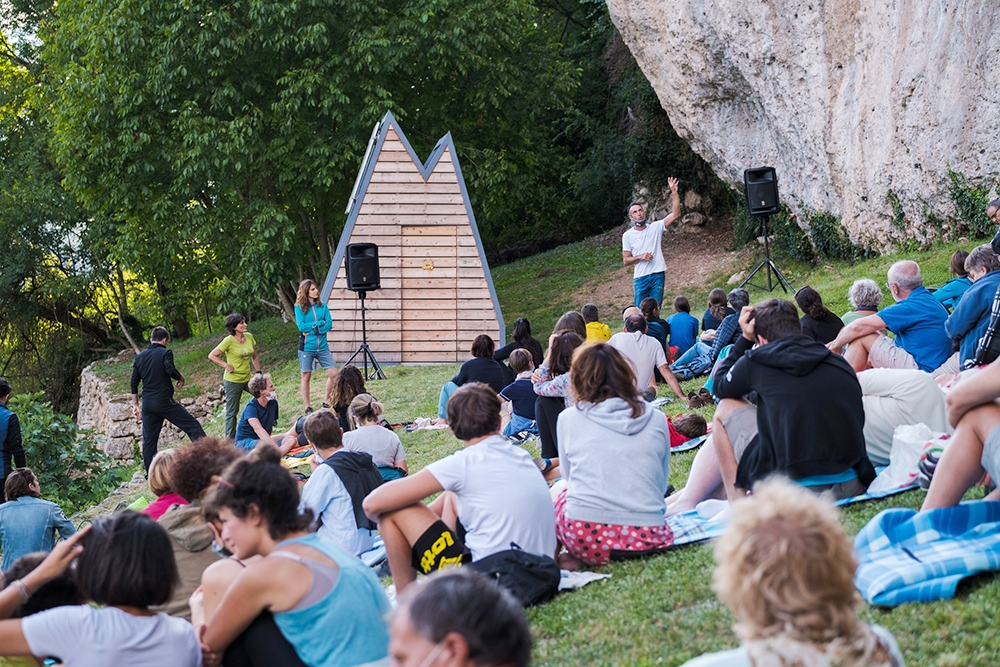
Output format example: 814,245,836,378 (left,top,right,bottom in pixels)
467,543,560,607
